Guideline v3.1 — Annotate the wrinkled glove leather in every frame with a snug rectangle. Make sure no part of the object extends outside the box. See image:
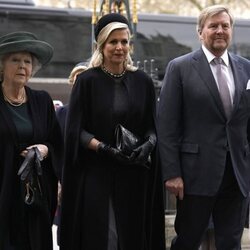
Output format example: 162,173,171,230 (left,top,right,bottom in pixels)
18,147,43,182
17,147,44,207
18,148,36,182
131,136,156,168
97,142,132,164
